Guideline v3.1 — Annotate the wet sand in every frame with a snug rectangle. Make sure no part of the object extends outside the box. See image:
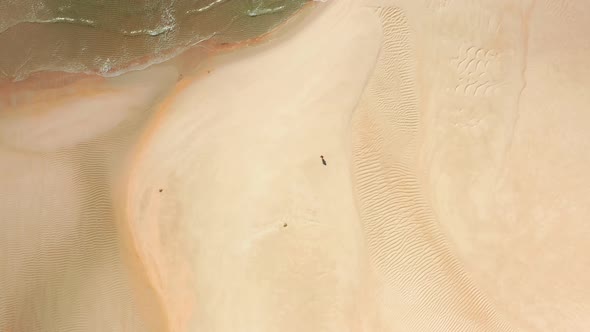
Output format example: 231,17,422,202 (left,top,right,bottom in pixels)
0,0,309,80
2,0,590,331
